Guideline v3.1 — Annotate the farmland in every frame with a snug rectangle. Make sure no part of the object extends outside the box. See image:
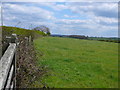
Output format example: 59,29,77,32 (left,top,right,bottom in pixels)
33,37,118,88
